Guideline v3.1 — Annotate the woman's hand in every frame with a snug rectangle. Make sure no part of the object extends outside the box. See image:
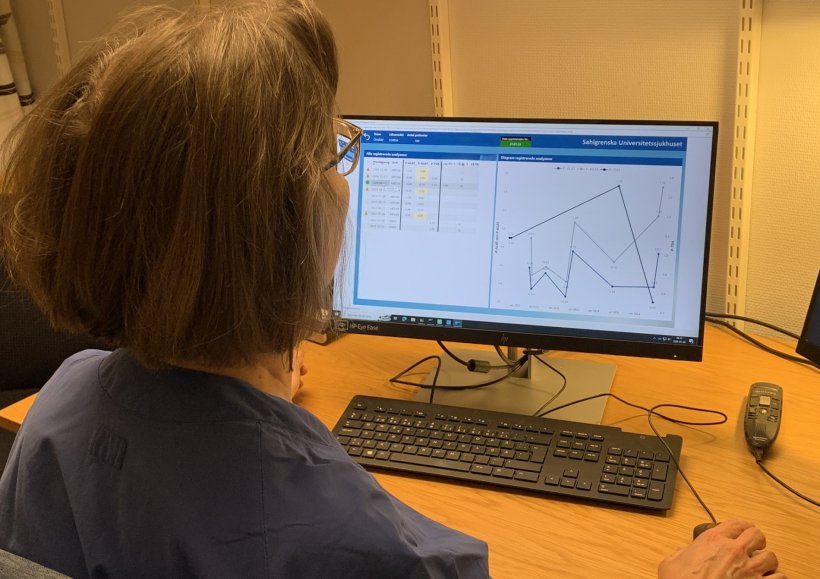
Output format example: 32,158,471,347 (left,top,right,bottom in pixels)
658,520,785,579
